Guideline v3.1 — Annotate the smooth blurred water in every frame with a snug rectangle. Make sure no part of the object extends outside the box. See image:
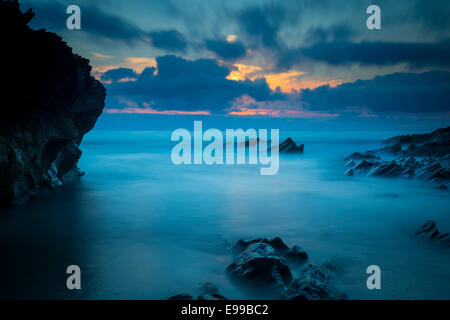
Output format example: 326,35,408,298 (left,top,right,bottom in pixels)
1,130,449,299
